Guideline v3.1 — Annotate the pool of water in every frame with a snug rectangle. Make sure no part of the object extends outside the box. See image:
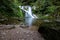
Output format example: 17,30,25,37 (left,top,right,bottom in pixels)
24,17,36,27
